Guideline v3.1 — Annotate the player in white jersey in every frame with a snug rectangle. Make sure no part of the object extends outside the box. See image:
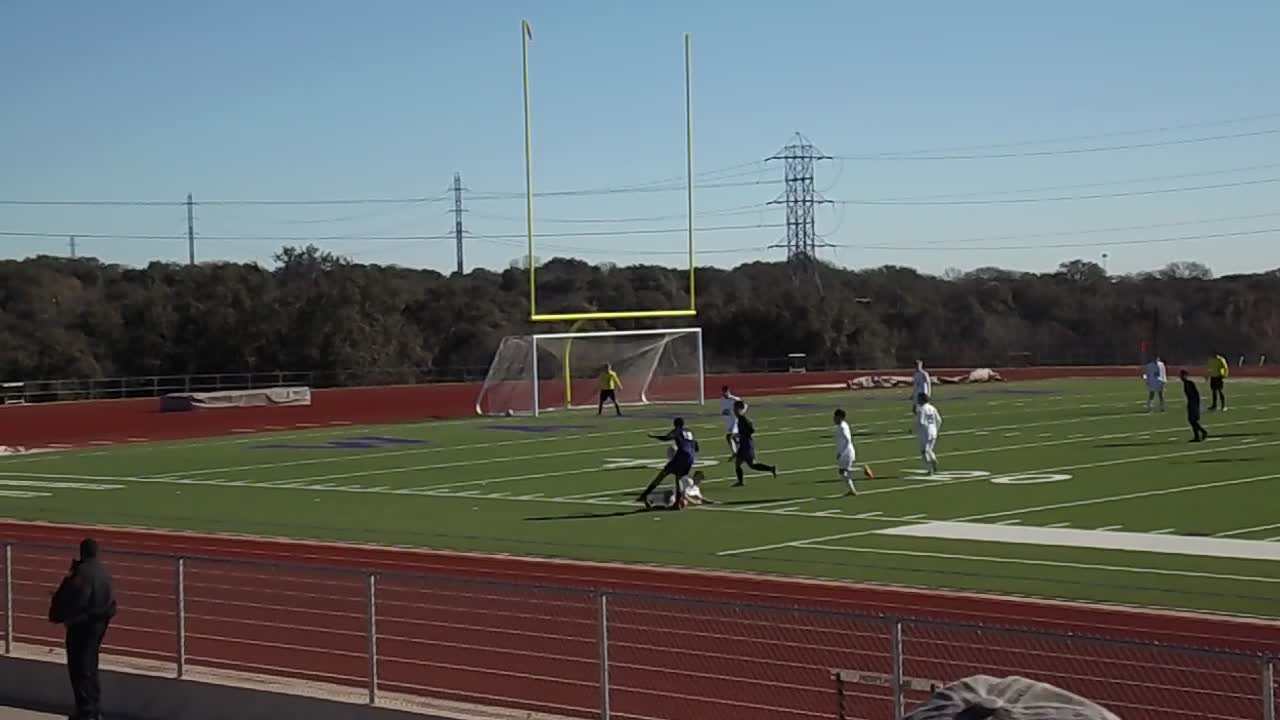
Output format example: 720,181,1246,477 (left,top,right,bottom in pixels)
911,360,932,415
719,385,743,455
833,409,873,495
1143,356,1167,412
915,393,942,475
